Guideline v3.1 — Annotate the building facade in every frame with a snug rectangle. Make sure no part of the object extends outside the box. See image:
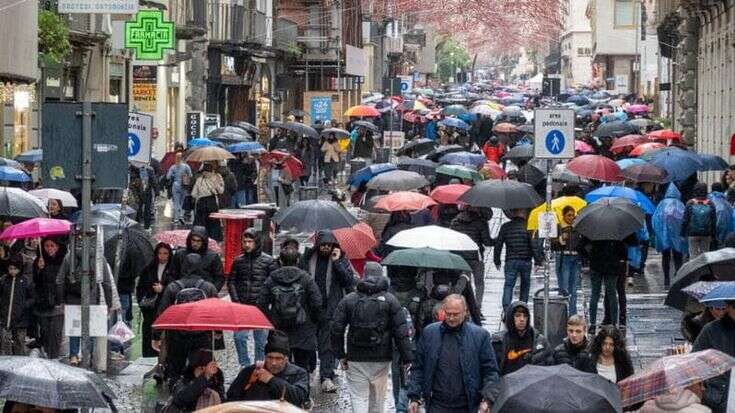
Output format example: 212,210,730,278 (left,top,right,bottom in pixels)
561,0,593,87
588,0,639,92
